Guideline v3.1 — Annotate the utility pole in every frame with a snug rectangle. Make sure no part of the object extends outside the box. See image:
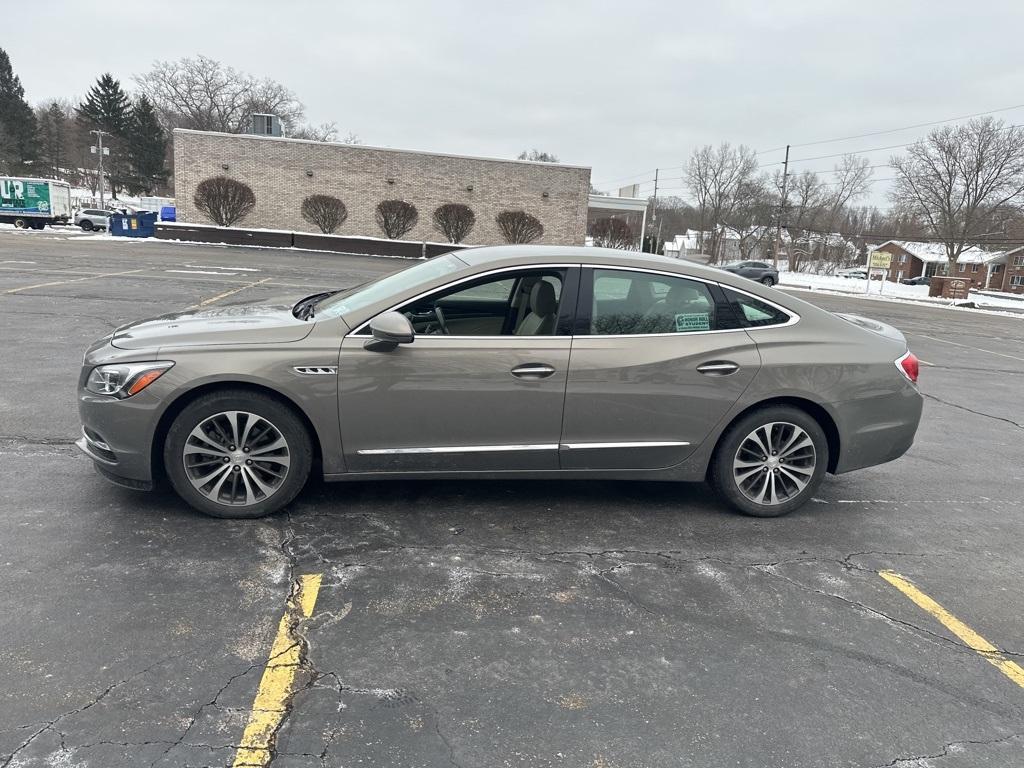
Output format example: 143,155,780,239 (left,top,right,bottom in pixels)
89,129,110,211
643,167,659,252
772,144,790,269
